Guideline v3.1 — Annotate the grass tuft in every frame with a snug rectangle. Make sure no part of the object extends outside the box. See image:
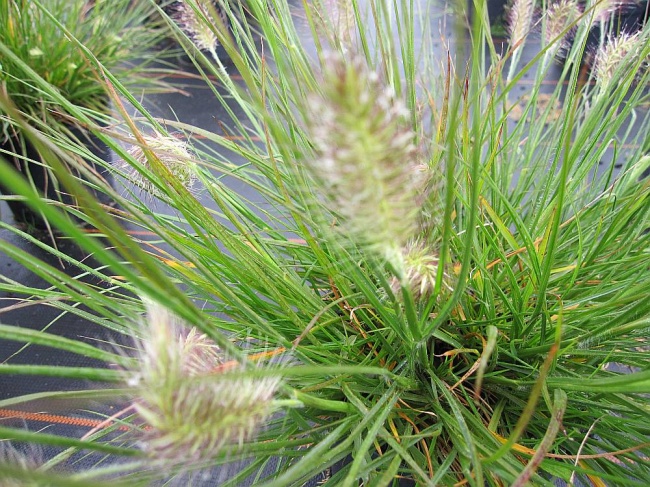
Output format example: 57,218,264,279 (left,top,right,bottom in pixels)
0,0,649,485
